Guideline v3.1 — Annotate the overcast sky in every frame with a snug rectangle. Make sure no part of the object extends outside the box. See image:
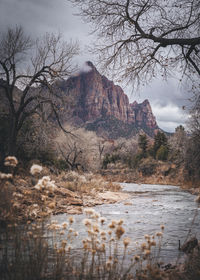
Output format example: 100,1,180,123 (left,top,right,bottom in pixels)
0,0,190,132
